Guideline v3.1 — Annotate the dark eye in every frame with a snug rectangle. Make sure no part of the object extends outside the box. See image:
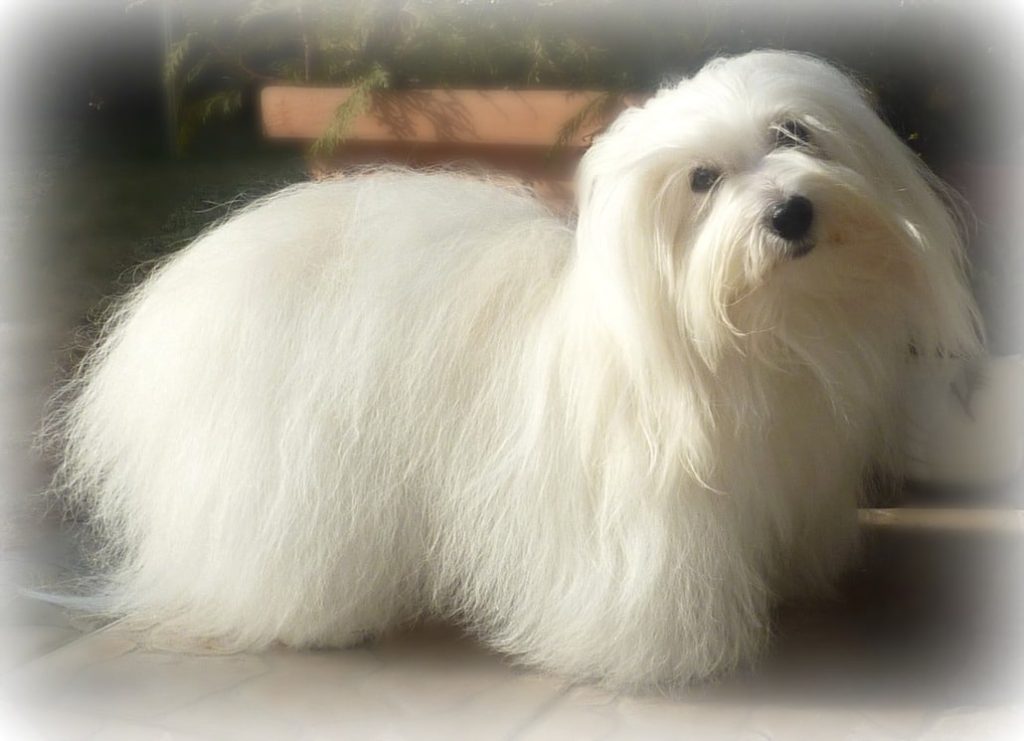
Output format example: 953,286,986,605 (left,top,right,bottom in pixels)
689,166,721,193
775,120,811,148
